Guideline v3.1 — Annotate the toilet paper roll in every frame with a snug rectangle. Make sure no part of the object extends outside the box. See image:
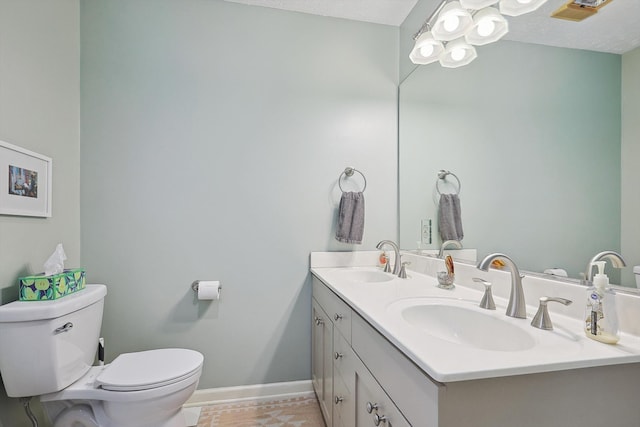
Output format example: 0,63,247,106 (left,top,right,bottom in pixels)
197,281,221,300
543,268,568,277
